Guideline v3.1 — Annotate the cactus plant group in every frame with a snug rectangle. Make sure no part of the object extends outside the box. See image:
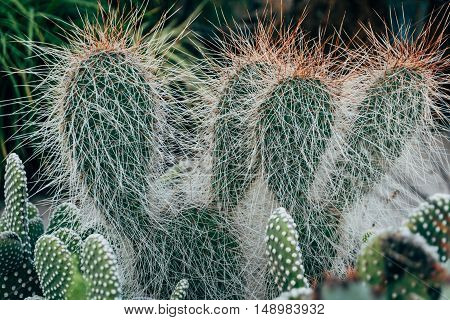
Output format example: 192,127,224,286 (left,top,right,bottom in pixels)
1,5,449,301
0,154,43,299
